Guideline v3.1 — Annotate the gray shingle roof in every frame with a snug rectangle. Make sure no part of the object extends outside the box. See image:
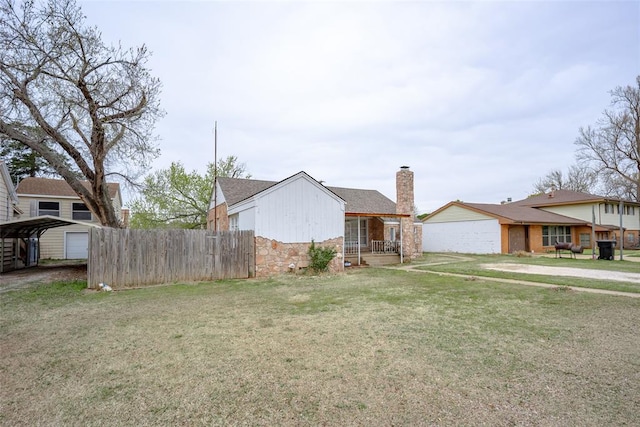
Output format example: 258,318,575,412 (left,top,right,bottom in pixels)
512,189,639,207
216,177,276,206
16,177,120,198
464,202,587,224
328,186,396,215
216,176,397,215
